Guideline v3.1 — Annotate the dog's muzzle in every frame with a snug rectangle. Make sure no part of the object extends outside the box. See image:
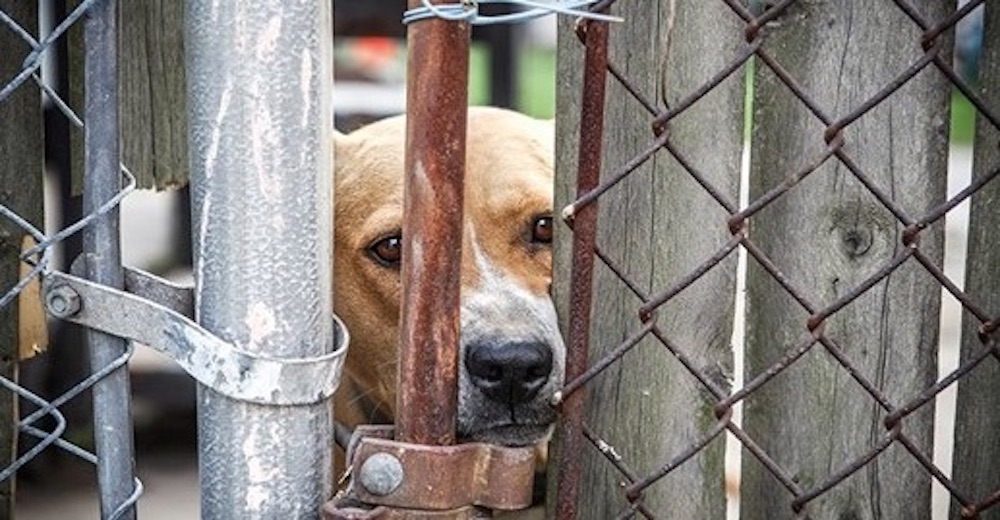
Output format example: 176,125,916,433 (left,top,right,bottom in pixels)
455,296,565,447
465,339,554,405
456,241,566,446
